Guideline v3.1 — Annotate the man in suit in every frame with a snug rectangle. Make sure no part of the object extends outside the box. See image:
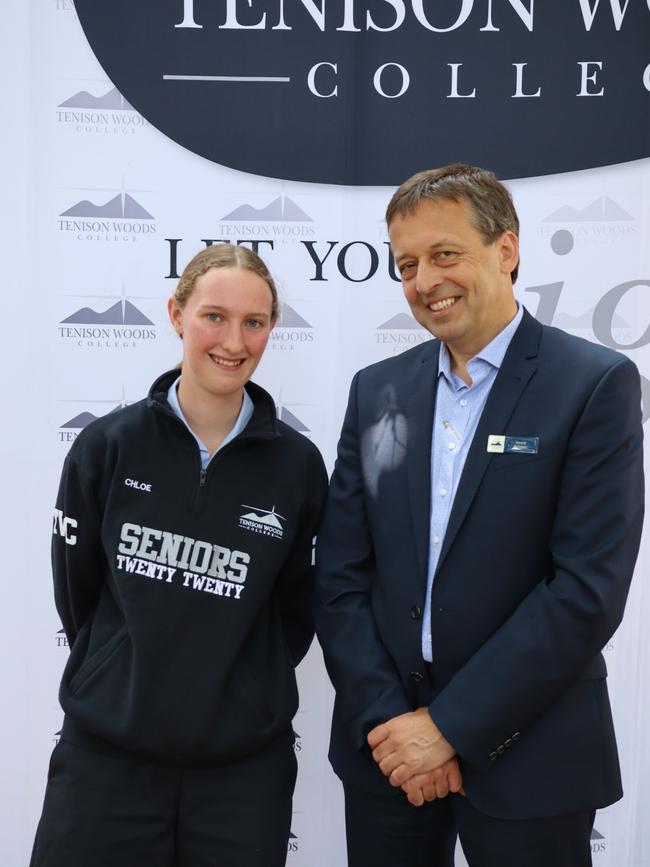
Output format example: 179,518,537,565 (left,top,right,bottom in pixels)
314,164,644,867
